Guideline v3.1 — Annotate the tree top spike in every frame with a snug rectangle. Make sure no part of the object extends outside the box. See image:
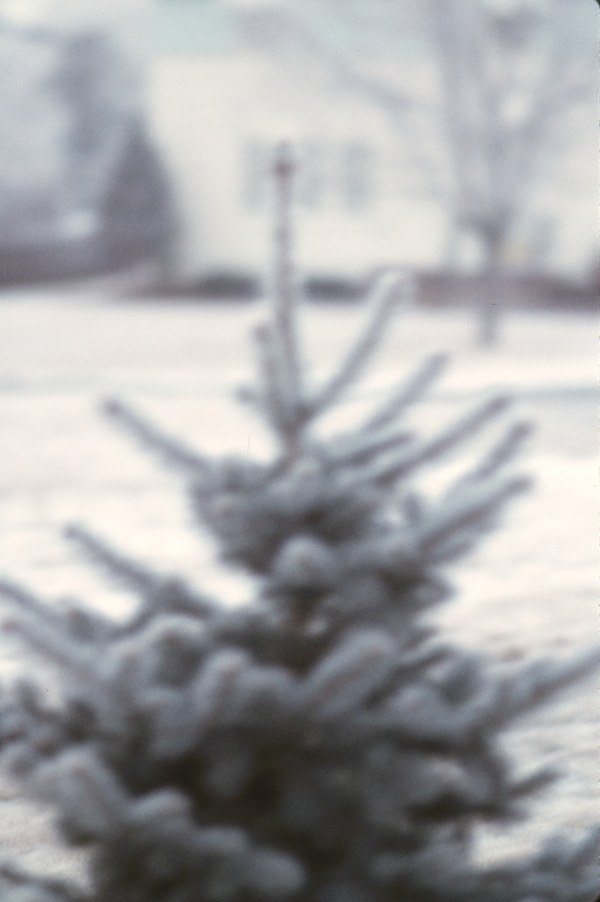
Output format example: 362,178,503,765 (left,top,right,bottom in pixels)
272,140,296,178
